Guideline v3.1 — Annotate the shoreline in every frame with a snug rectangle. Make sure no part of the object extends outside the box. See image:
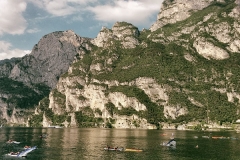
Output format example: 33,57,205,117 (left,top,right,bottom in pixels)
2,121,240,132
